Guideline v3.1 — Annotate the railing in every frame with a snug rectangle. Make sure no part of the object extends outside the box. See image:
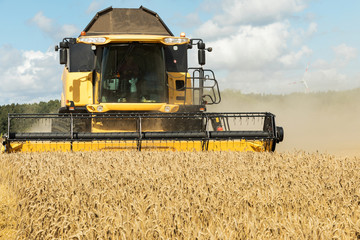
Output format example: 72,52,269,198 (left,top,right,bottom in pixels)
6,112,278,141
185,68,221,105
